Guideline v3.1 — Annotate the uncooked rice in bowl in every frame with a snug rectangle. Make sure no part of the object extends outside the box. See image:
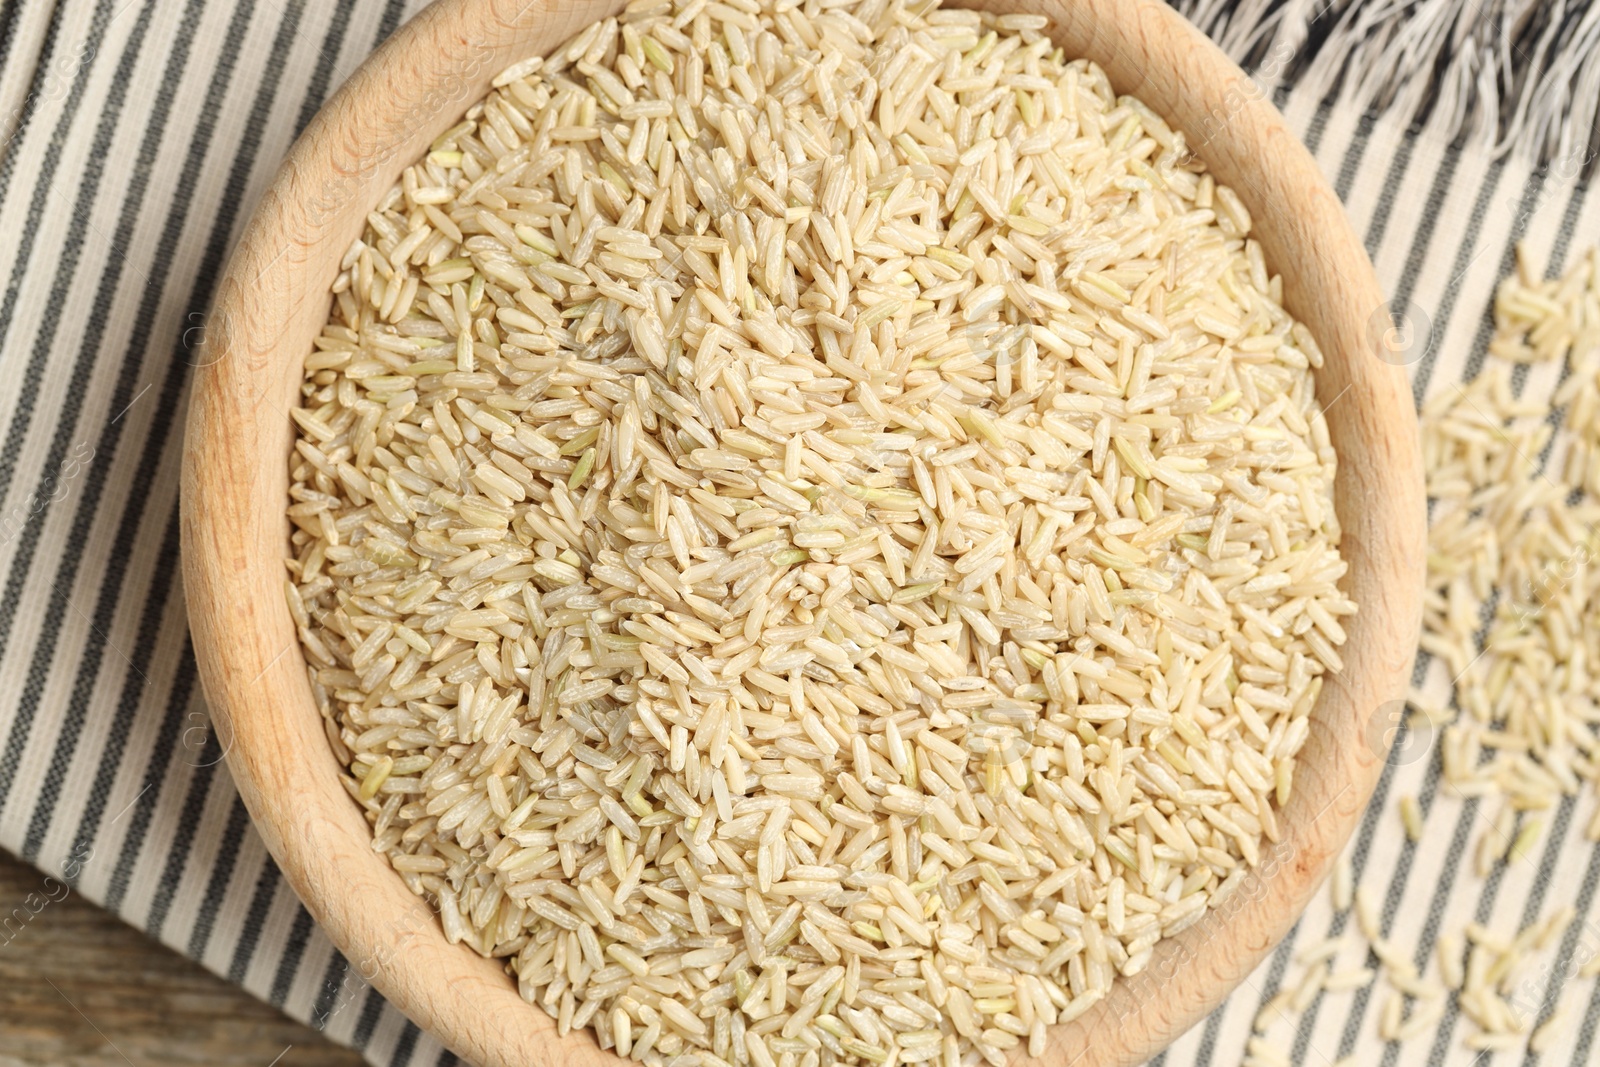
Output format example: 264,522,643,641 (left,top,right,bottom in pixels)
285,0,1353,1063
